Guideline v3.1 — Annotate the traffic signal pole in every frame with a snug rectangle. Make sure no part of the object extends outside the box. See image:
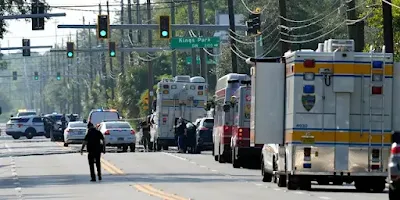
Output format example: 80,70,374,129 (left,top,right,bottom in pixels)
107,1,115,100
171,1,177,77
187,0,196,76
147,0,153,115
382,0,394,53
